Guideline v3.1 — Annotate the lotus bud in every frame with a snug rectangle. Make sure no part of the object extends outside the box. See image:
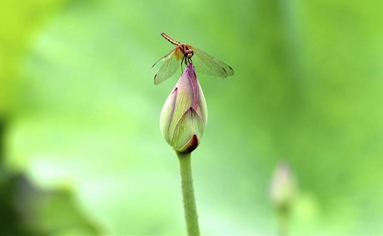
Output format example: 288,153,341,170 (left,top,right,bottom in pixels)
160,63,208,153
269,162,297,211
